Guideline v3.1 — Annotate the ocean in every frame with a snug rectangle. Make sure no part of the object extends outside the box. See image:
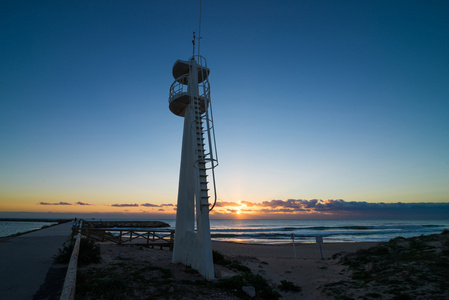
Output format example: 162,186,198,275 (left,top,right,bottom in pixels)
0,221,58,238
2,219,448,244
177,219,449,244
